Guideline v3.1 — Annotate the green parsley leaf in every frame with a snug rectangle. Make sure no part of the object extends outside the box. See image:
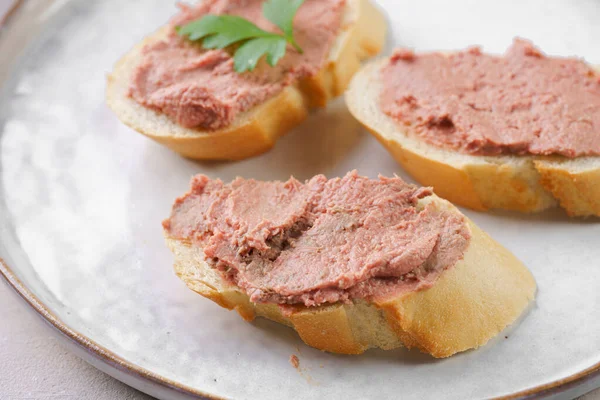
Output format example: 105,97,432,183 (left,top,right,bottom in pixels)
263,0,304,53
176,0,305,73
234,37,287,72
178,15,277,48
